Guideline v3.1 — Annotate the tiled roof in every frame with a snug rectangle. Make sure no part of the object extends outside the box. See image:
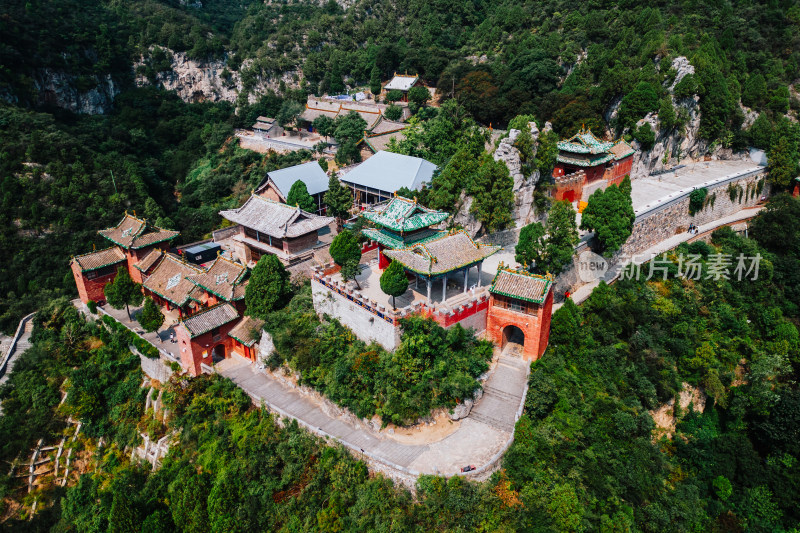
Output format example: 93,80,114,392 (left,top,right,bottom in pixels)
341,151,436,193
383,230,500,276
256,161,329,198
99,213,179,250
299,99,382,129
72,247,126,272
187,256,248,302
361,196,448,232
361,118,409,153
135,249,164,272
362,227,446,249
369,116,408,135
219,195,334,239
489,268,552,304
229,316,265,347
557,153,615,167
609,139,636,160
180,303,240,338
384,73,419,91
556,128,635,167
557,128,614,154
142,253,204,307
